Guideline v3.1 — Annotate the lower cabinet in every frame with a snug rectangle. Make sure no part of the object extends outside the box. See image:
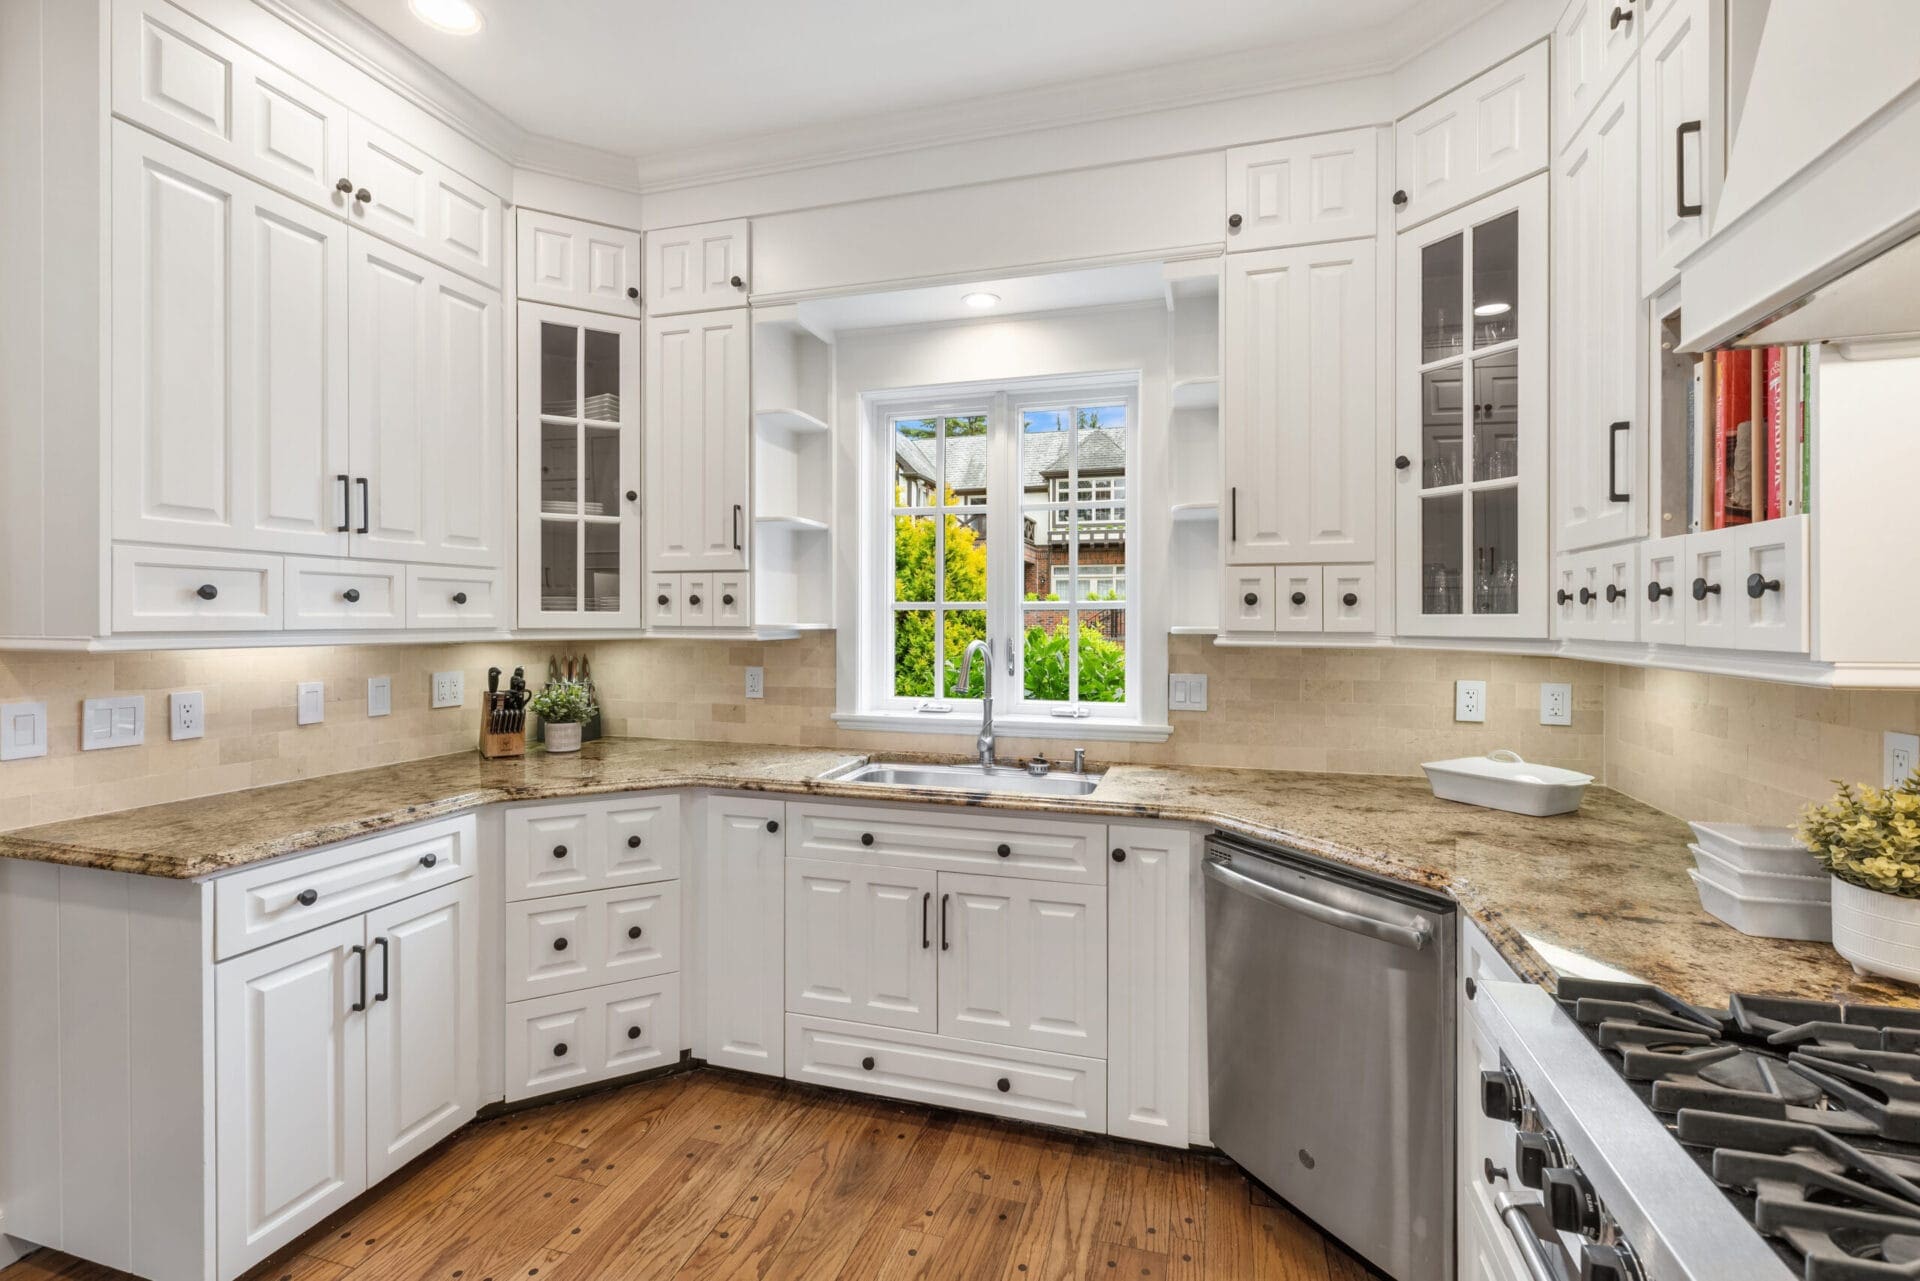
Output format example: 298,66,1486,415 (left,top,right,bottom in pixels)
504,974,681,1103
703,795,787,1074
